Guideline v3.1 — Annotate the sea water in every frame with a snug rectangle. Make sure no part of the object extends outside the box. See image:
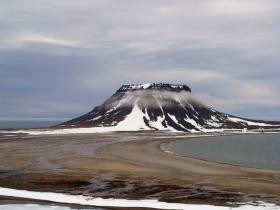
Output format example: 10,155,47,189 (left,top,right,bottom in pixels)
165,134,280,171
0,120,65,129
